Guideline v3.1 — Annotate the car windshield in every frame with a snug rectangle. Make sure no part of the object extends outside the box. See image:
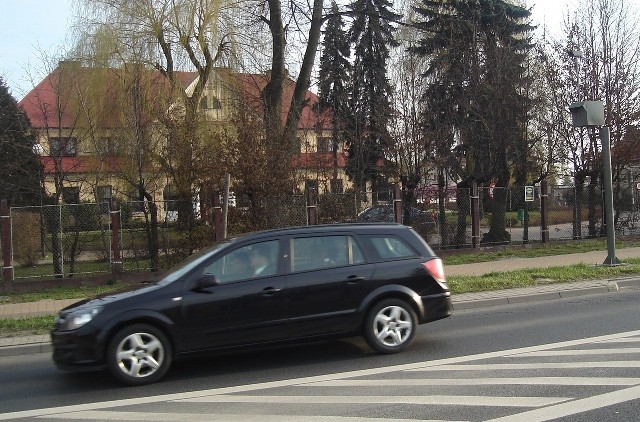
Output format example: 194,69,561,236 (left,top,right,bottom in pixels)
157,240,232,285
